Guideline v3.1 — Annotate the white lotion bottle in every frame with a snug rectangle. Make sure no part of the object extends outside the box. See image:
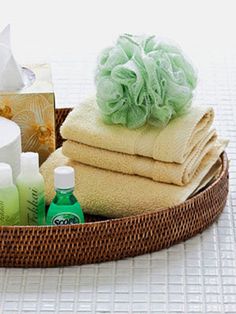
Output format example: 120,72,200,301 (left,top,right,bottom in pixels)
0,163,20,225
16,153,46,225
